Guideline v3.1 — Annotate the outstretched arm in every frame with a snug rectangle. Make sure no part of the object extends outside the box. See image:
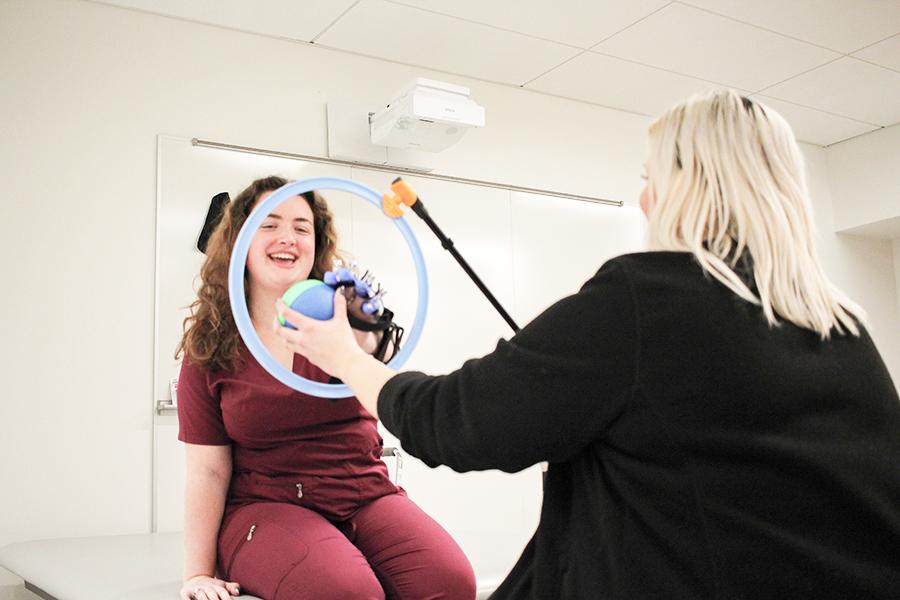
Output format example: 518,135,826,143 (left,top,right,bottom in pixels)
275,293,391,418
275,259,638,473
